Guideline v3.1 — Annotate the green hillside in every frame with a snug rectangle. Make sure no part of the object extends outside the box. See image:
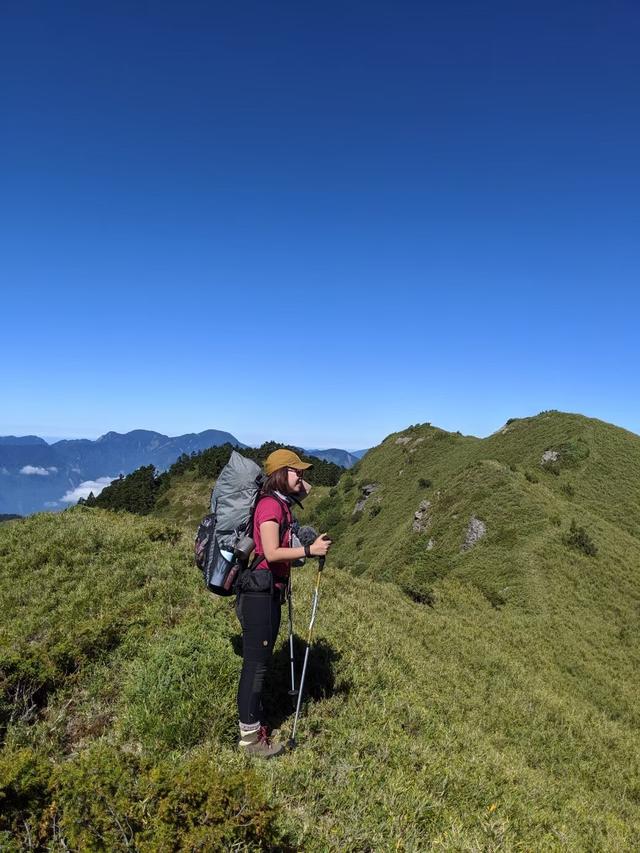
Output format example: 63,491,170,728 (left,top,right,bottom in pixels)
316,411,640,600
153,468,212,526
2,411,640,850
